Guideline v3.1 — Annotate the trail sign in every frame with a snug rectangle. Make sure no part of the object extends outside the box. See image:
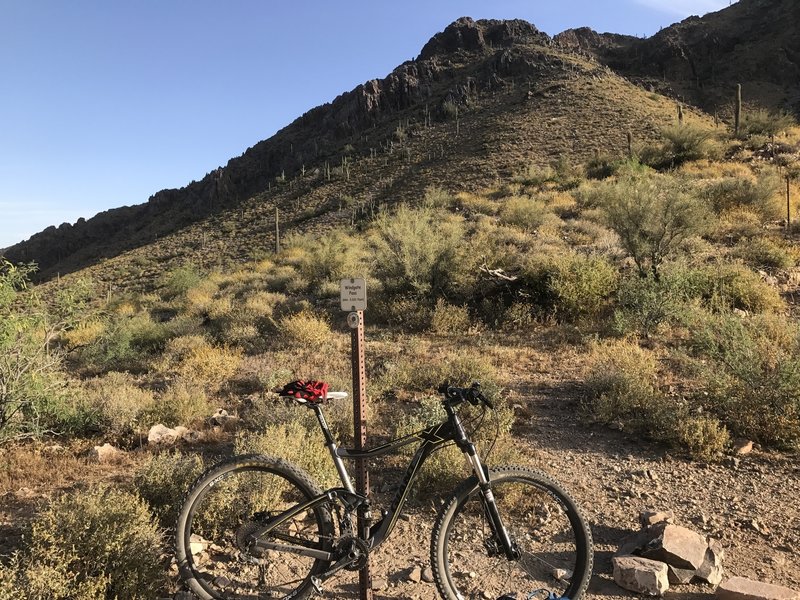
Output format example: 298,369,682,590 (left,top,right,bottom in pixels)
340,278,367,311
